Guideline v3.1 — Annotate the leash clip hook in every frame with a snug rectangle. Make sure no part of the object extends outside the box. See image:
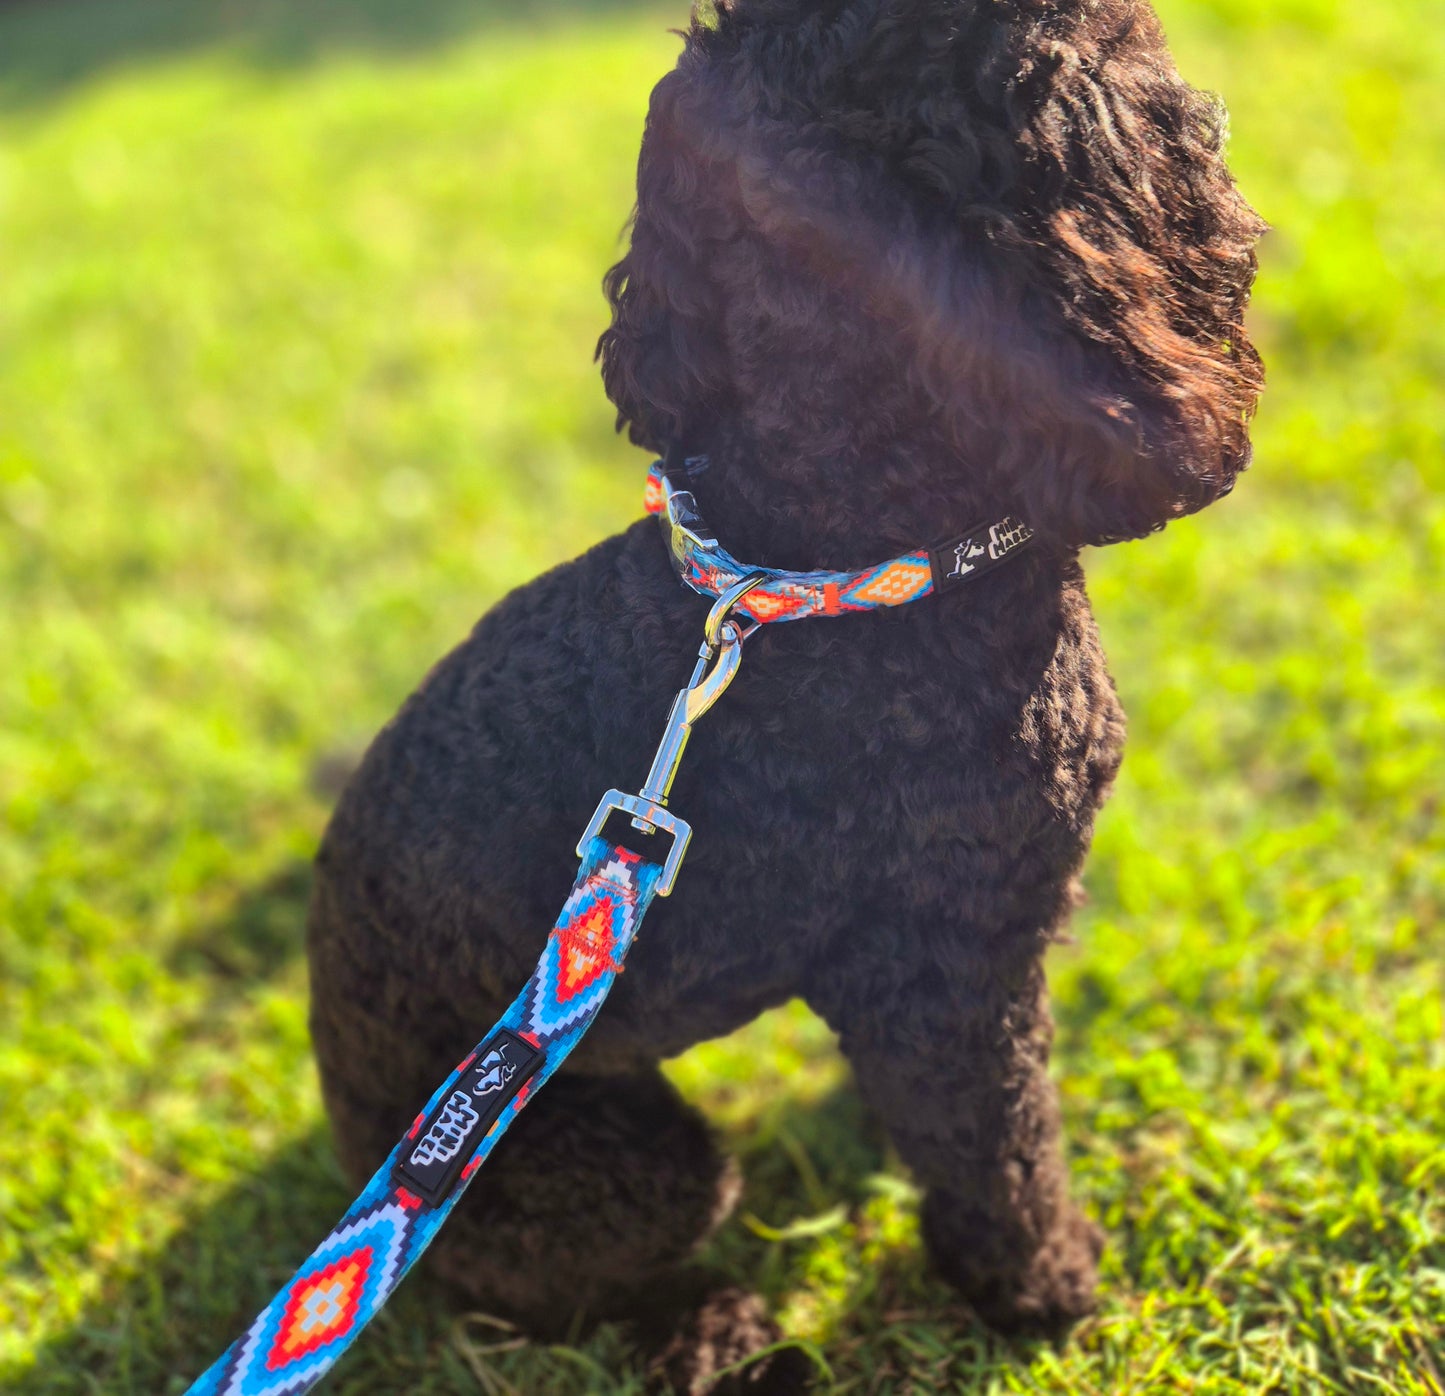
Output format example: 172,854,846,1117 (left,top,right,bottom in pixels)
577,572,766,896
